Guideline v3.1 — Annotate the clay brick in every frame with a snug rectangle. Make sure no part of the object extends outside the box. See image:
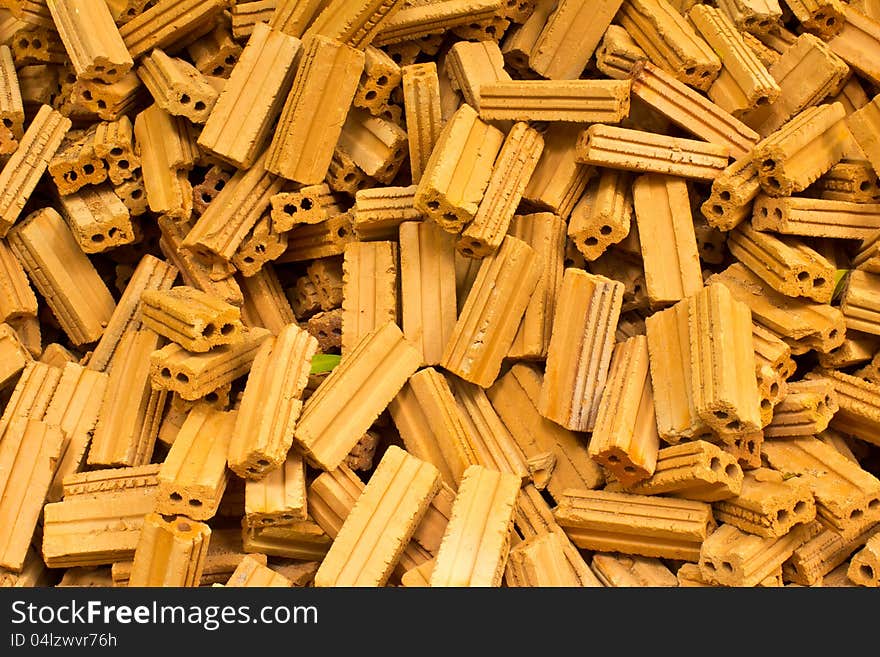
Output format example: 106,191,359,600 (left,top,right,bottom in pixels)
398,220,456,366
271,185,343,233
713,467,816,538
765,377,838,438
630,59,759,159
244,450,308,527
341,240,398,356
689,283,764,435
591,553,678,587
0,104,69,237
158,216,244,307
0,45,24,155
568,169,632,262
182,151,285,269
265,34,364,185
430,464,519,587
226,554,291,587
616,440,743,502
827,4,880,86
716,0,784,33
127,512,211,587
539,268,622,432
727,221,836,303
645,297,712,444
413,103,504,233
137,48,218,124
820,368,880,448
88,329,166,467
512,484,601,586
577,124,730,181
232,213,289,277
847,531,880,587
441,235,540,388
0,361,63,440
762,436,880,538
389,367,476,489
477,78,632,124
632,173,703,308
133,103,196,220
242,518,331,562
230,1,278,41
119,0,224,61
505,532,592,587
507,212,565,361
0,322,31,390
306,461,437,576
839,270,880,336
238,265,297,335
371,0,503,47
8,207,116,347
47,0,133,83
65,68,143,118
141,286,244,353
336,106,408,185
780,520,870,585
10,25,66,67
41,465,159,568
0,419,63,571
305,0,406,49
522,122,594,220
156,403,235,520
294,321,420,471
351,185,418,241
48,127,109,195
186,21,242,78
618,0,721,91
708,262,846,354
783,0,845,39
699,521,812,587
488,363,605,501
817,331,879,370
458,122,543,258
740,33,848,138
277,212,356,263
447,373,530,484
813,160,880,204
0,237,36,324
700,156,761,232
354,46,401,116
688,4,780,117
752,194,880,241
315,445,441,587
56,184,135,254
751,102,849,197
444,39,509,112
554,488,716,562
198,25,301,168
401,62,442,184
149,326,271,401
42,363,108,503
589,335,660,487
228,323,316,479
